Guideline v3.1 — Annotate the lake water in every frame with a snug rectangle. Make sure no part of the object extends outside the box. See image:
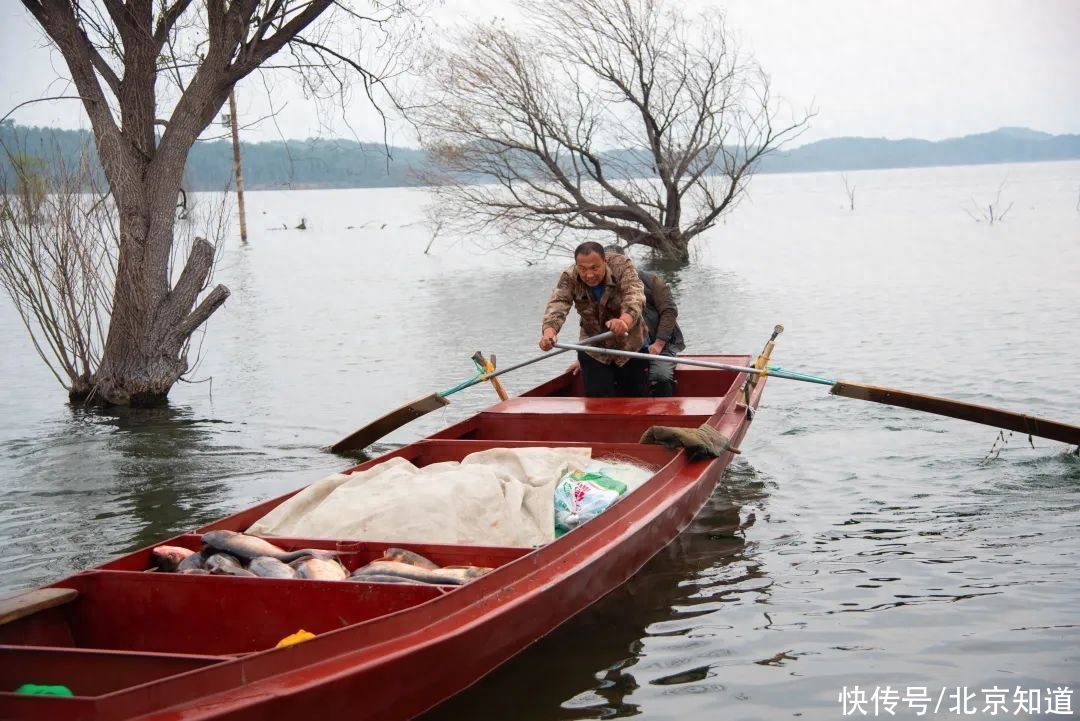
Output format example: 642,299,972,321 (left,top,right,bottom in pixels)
1,161,1078,719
